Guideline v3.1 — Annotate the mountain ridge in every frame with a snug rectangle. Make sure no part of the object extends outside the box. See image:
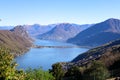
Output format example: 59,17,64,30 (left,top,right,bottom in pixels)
67,18,120,47
37,23,91,41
